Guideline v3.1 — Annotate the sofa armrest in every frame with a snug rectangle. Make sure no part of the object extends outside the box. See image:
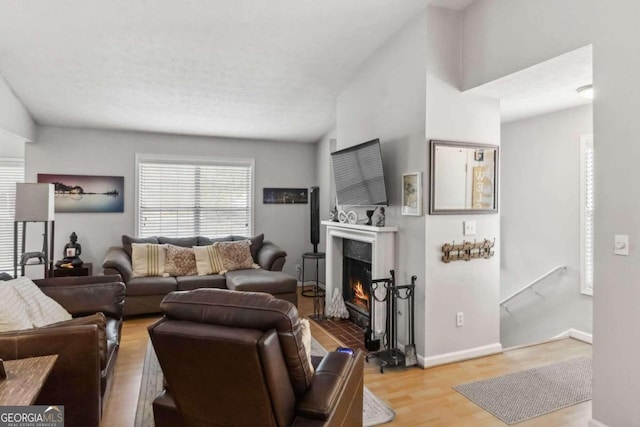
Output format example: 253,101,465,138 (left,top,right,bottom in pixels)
102,246,133,282
34,277,126,319
257,241,287,271
0,325,102,427
295,350,364,424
